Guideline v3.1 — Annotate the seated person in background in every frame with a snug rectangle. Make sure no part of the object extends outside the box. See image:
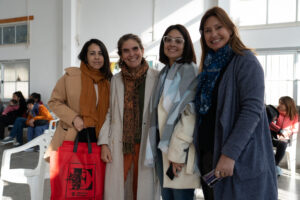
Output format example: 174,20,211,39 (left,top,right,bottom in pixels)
0,91,27,140
1,99,19,116
0,99,4,114
26,98,53,143
270,96,299,176
266,104,280,138
1,93,43,146
30,92,43,105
